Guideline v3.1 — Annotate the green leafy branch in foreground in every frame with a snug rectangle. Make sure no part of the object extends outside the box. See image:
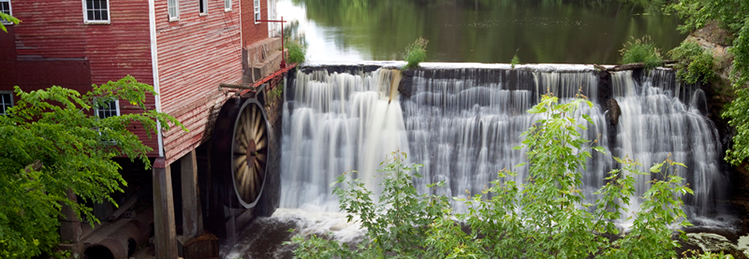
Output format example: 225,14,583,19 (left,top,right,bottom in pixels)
288,94,694,259
0,76,185,258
